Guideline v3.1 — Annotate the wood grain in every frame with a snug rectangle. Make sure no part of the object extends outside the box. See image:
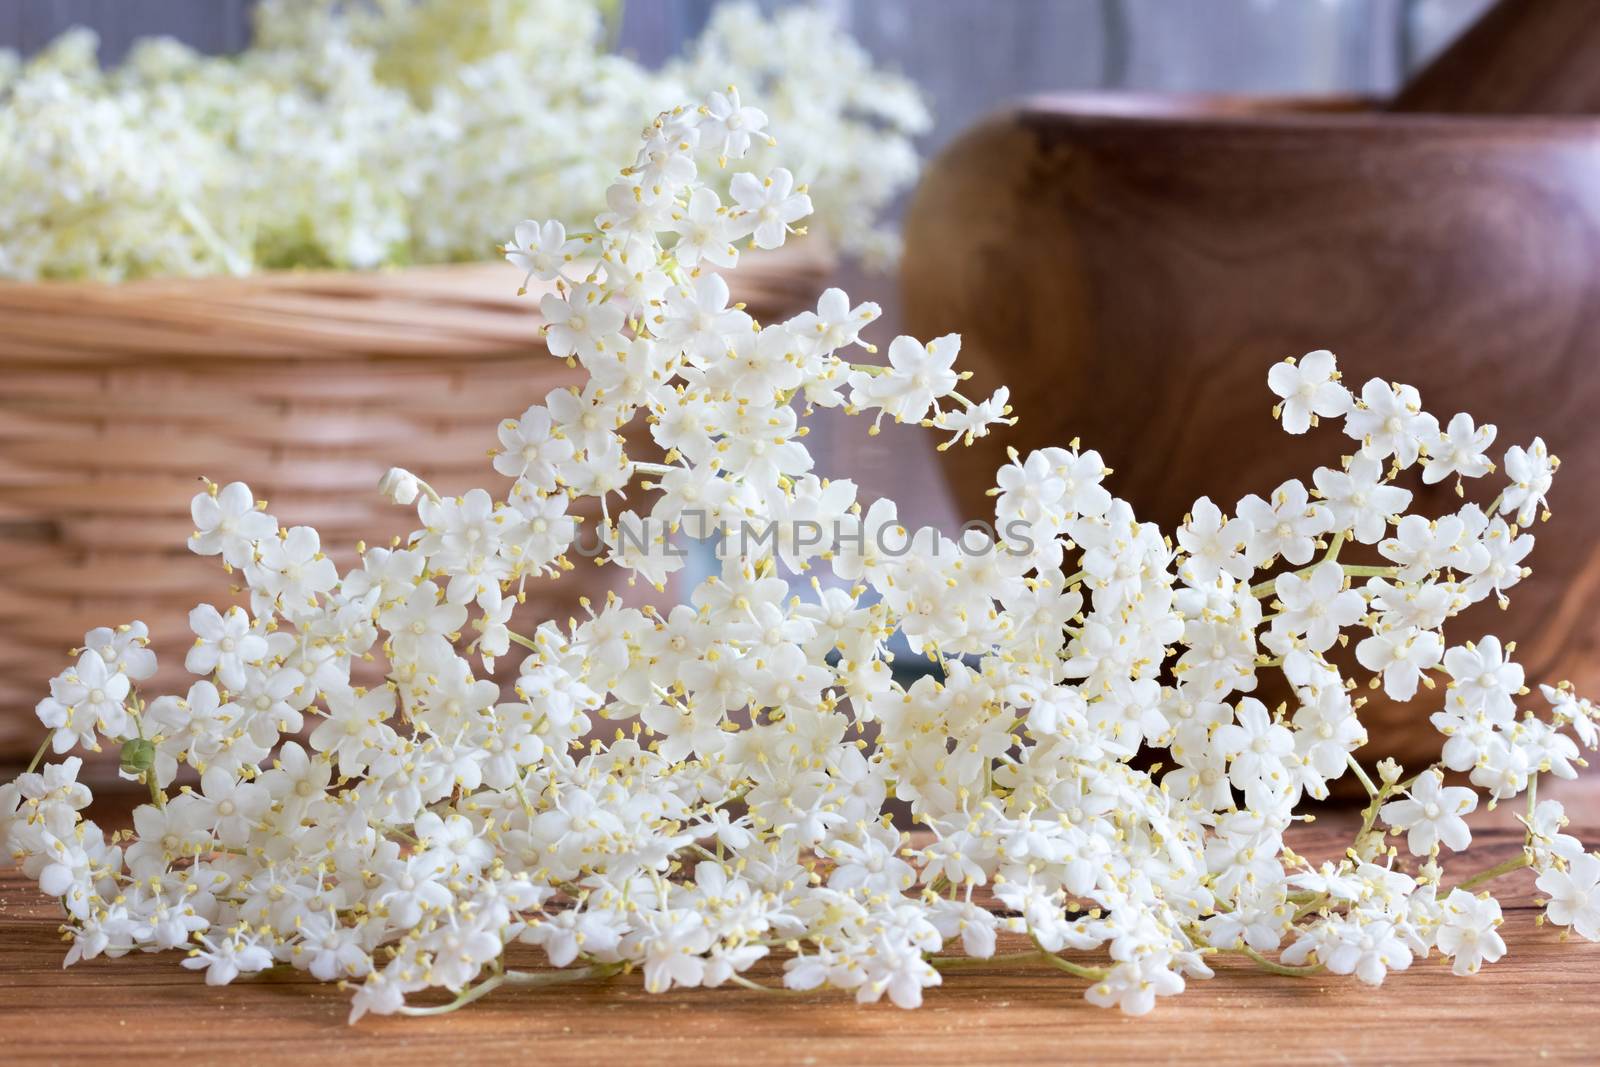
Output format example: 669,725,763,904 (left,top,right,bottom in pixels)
901,93,1600,770
2,793,1597,1065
